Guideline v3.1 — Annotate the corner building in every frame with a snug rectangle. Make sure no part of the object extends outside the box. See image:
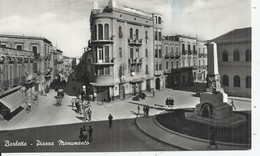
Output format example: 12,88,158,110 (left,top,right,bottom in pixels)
89,0,156,101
